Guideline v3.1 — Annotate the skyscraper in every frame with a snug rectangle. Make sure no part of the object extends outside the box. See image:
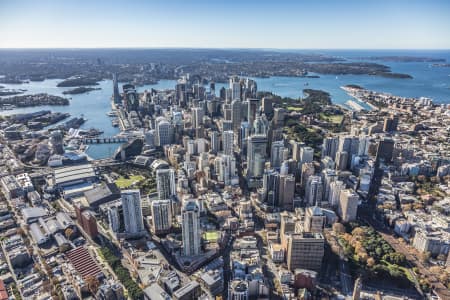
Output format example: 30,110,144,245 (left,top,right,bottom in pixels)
229,76,241,101
122,83,139,112
222,130,234,156
321,168,337,204
156,168,176,200
210,131,220,153
150,199,172,234
231,99,242,134
270,141,285,168
305,176,323,206
338,189,359,222
155,117,174,147
322,137,339,159
247,135,267,179
300,146,314,165
182,201,201,256
279,174,295,210
121,190,145,236
112,73,121,104
329,180,345,207
192,107,204,128
247,98,260,130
